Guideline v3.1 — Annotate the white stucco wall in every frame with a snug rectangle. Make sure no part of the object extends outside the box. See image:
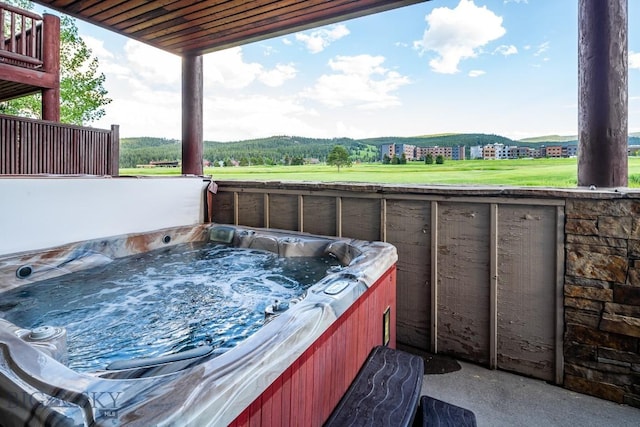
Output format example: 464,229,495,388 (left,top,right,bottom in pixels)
0,176,208,256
